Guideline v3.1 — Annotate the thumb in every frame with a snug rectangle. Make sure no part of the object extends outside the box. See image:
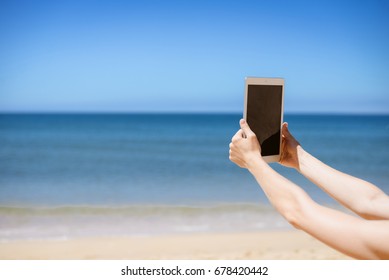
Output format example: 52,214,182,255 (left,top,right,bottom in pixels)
282,122,291,137
240,119,254,137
